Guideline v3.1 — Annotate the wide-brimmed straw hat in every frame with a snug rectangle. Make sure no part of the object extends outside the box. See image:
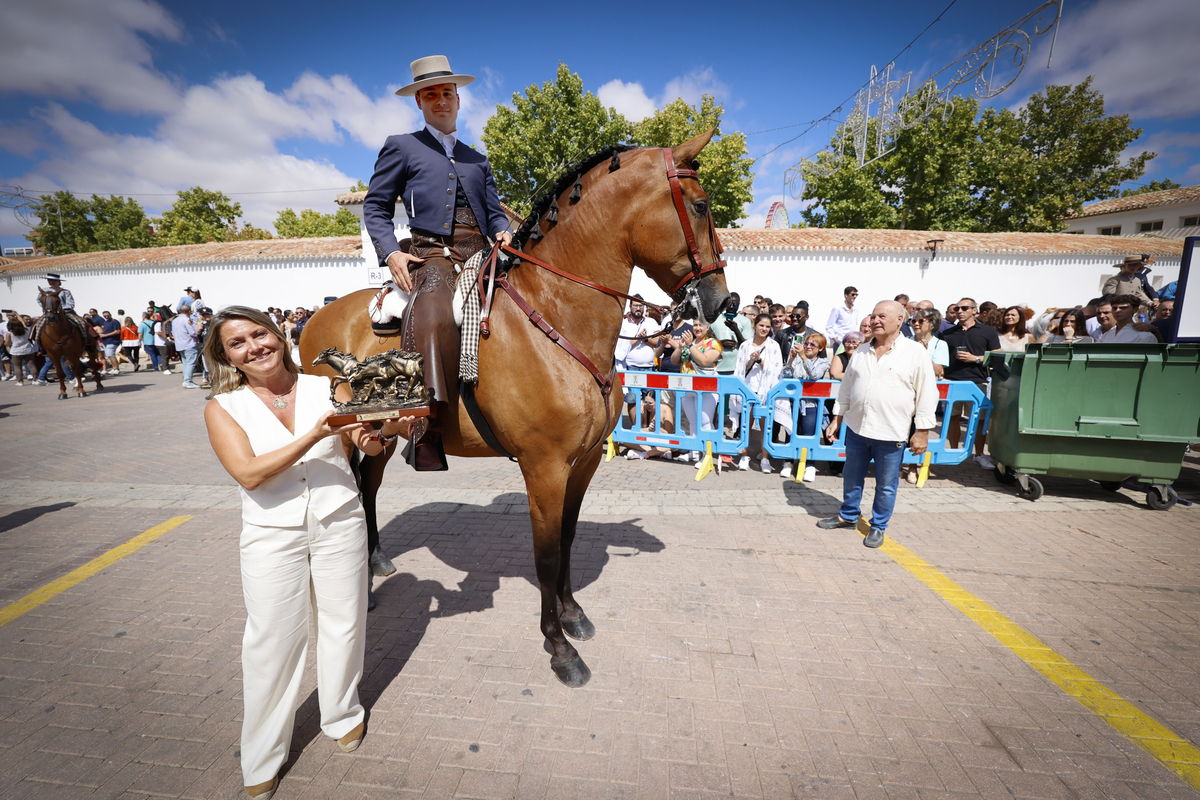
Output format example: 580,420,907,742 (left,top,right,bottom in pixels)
395,55,474,97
